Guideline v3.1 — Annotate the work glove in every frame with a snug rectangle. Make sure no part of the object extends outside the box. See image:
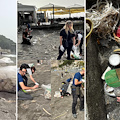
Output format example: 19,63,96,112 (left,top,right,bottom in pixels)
81,79,85,83
72,45,77,51
35,82,39,85
60,45,64,52
26,38,30,41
